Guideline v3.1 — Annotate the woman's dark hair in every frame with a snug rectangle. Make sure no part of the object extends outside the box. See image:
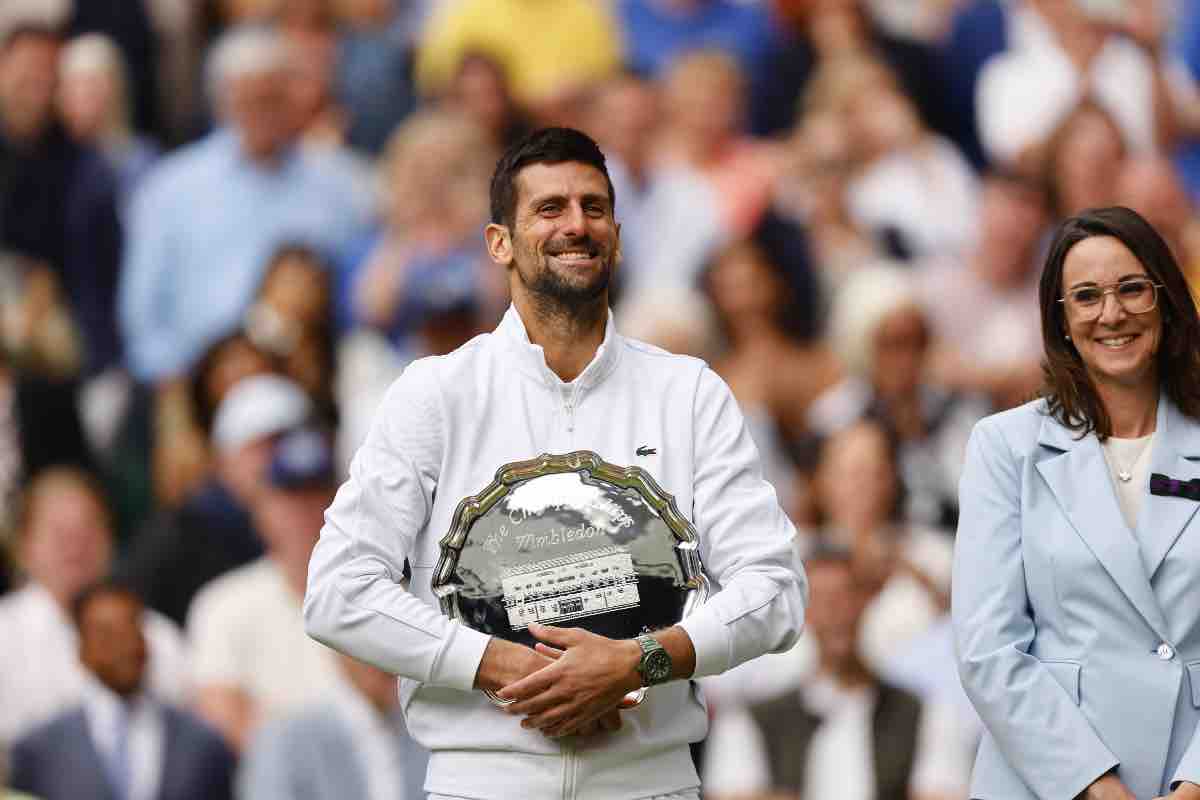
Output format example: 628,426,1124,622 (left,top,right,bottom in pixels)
189,332,280,437
489,127,615,228
1039,206,1200,438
